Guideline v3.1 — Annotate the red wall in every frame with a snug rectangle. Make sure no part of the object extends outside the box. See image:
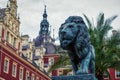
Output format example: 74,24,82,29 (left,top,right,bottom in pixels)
43,54,60,65
104,68,120,80
0,43,51,80
43,54,60,76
